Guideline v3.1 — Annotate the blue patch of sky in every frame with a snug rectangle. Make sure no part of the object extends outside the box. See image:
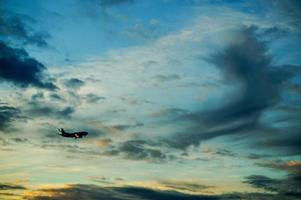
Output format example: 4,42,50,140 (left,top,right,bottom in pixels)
4,0,201,66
